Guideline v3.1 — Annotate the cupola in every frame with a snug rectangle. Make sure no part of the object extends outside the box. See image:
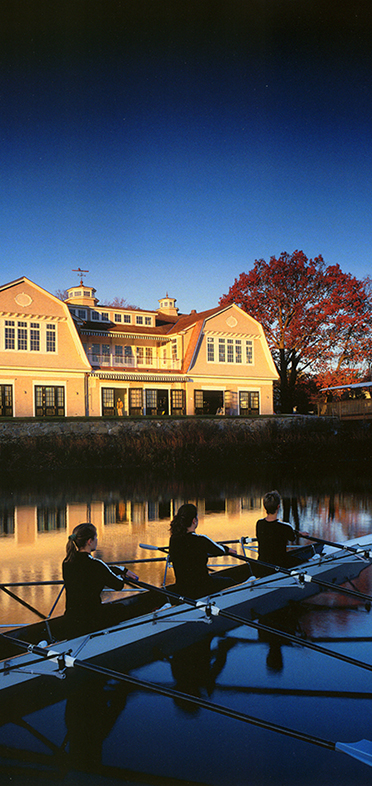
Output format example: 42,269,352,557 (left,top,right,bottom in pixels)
158,293,178,316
